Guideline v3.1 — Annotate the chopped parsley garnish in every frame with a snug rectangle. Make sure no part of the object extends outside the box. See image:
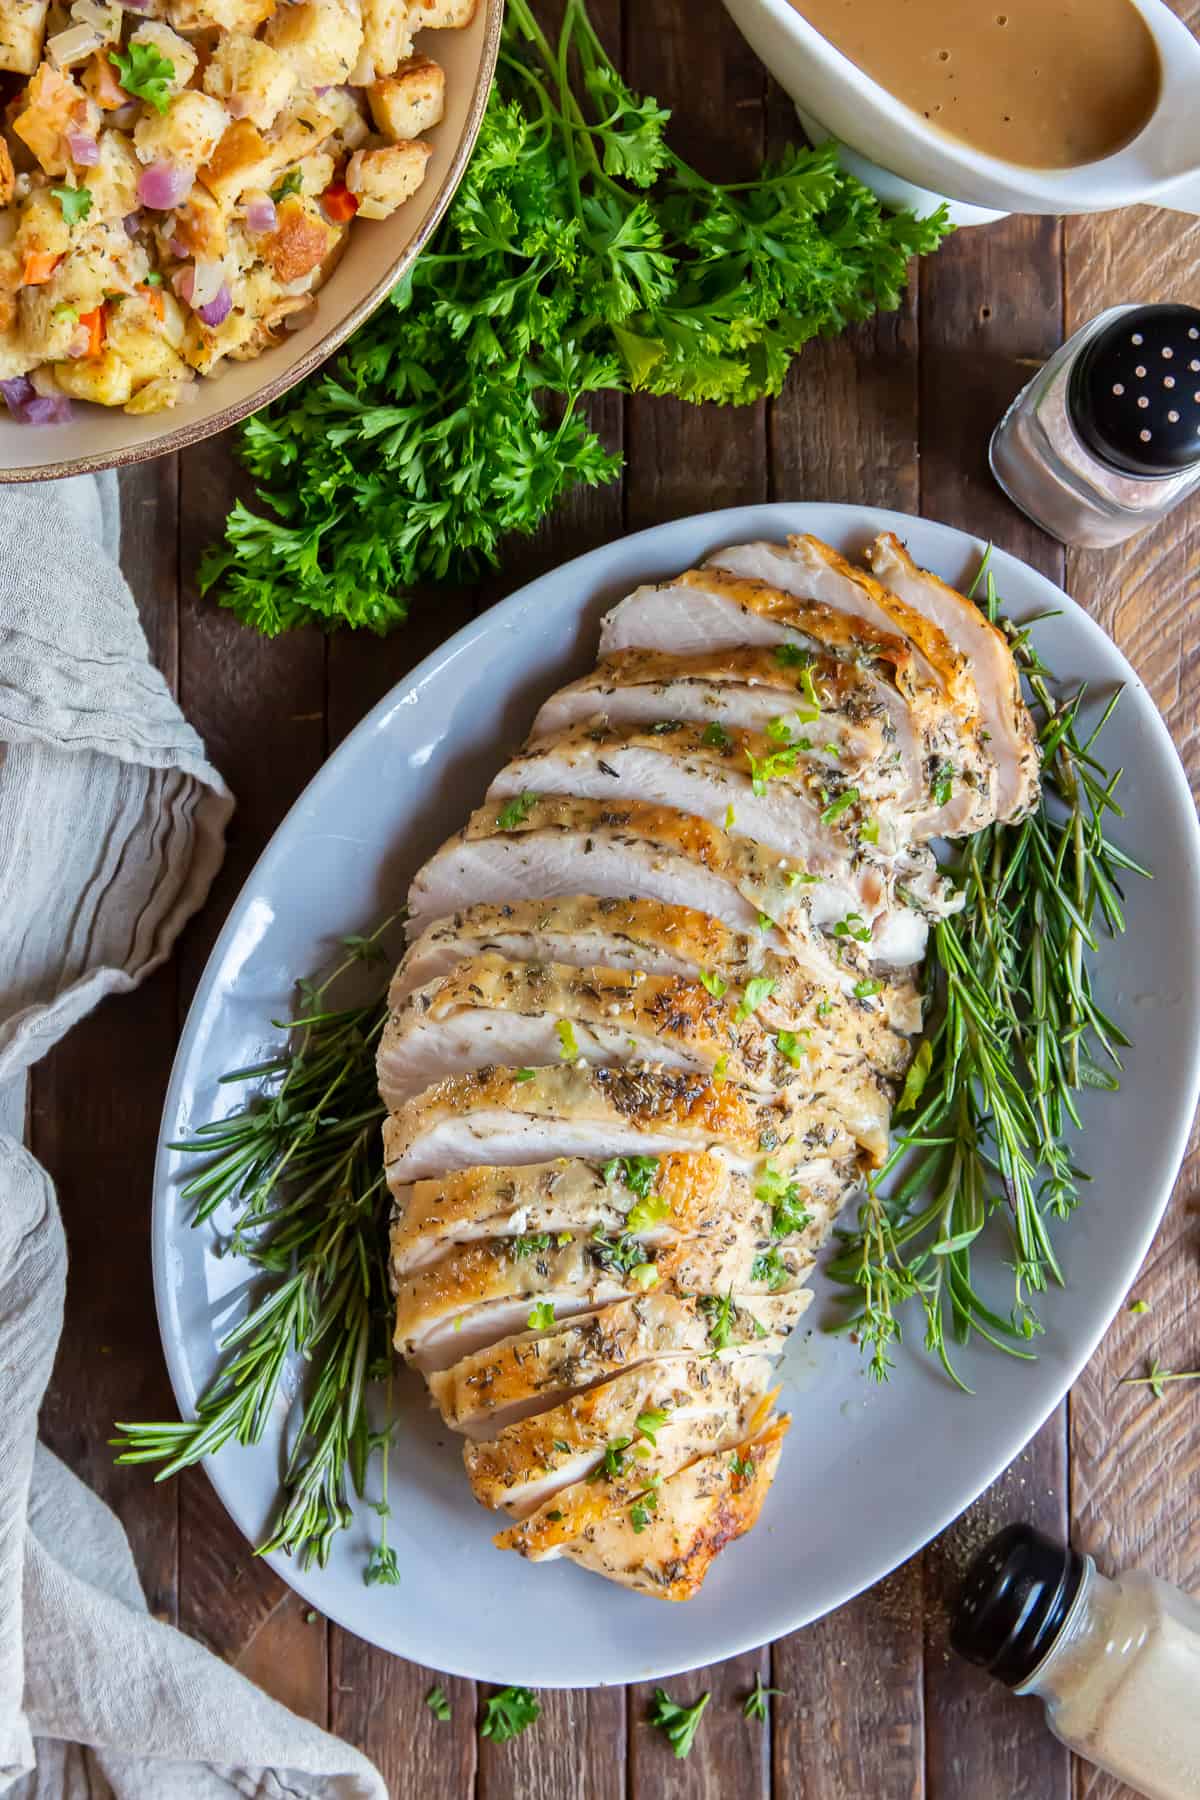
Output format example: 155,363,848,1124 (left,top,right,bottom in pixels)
649,717,685,734
783,868,820,886
426,1684,451,1722
635,1406,670,1444
743,1674,782,1722
526,1301,555,1330
833,912,872,944
724,803,736,829
701,721,732,749
816,997,834,1017
496,790,539,830
820,787,859,825
853,977,883,999
698,1291,735,1350
625,1186,669,1233
746,744,798,797
774,1029,807,1067
931,762,954,807
510,1233,553,1258
751,1247,790,1290
729,1450,758,1481
142,270,163,286
648,1688,710,1760
711,1051,728,1085
628,1261,658,1290
514,1067,536,1082
773,642,809,667
755,1162,813,1237
824,741,841,757
758,913,774,932
51,185,92,226
797,665,822,720
765,714,794,743
860,816,880,844
735,976,775,1021
556,1018,579,1060
480,1686,541,1742
698,968,727,998
588,1435,632,1481
602,1153,659,1199
109,41,175,114
270,167,304,201
589,1229,647,1275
